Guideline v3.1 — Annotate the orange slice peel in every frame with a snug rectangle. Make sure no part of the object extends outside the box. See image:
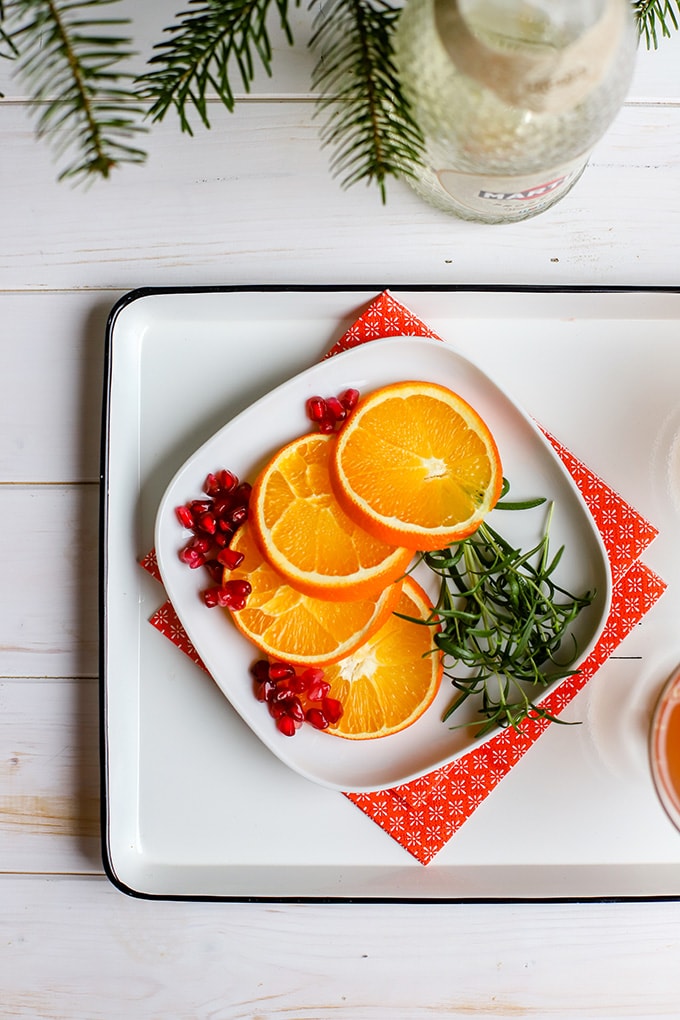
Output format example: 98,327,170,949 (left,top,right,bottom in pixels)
331,380,503,551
